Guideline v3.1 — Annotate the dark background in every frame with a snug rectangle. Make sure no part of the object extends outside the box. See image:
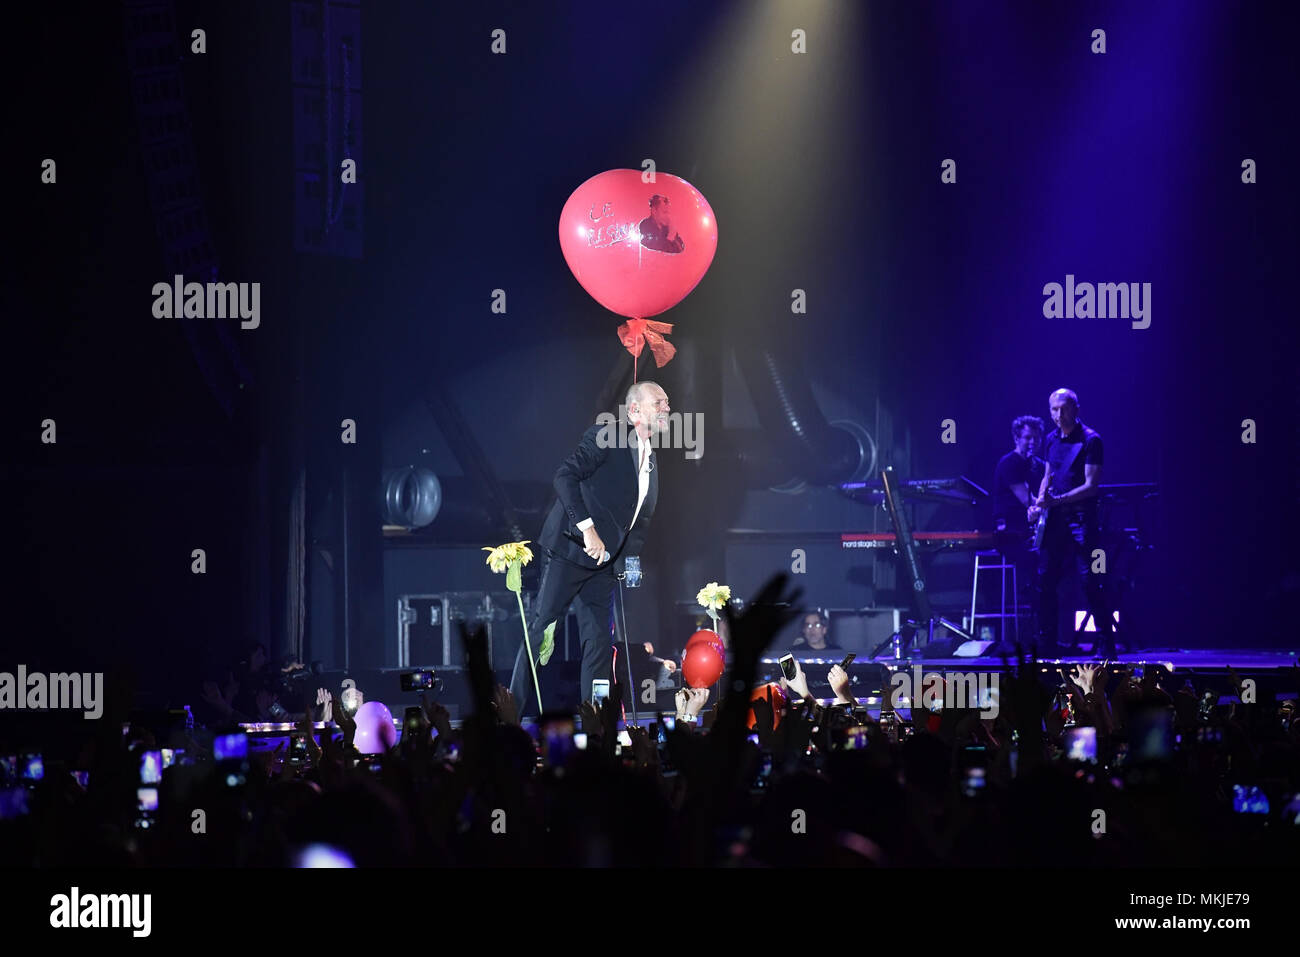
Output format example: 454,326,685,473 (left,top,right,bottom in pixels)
5,0,1296,705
